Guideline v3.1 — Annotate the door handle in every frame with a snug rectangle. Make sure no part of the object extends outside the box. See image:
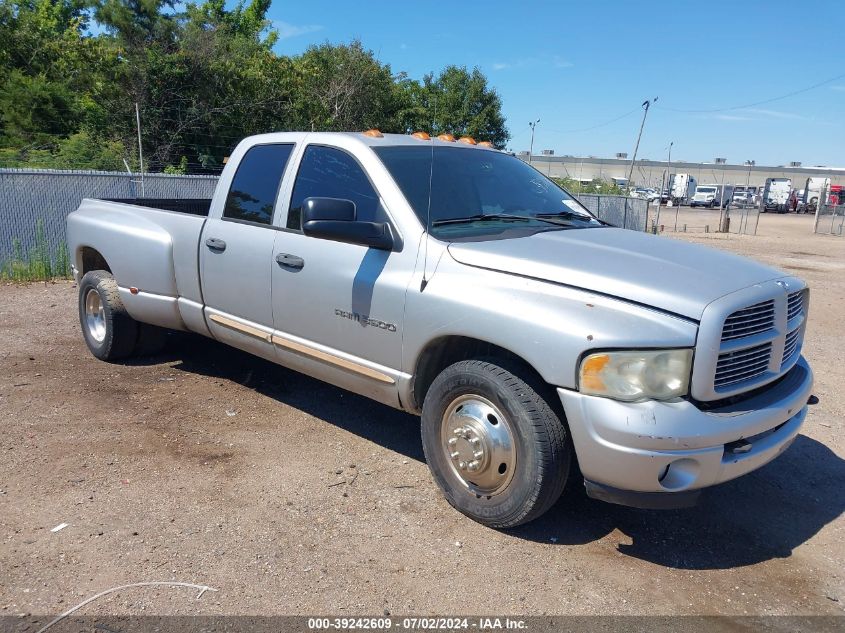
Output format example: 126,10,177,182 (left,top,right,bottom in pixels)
205,237,227,252
275,253,304,269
